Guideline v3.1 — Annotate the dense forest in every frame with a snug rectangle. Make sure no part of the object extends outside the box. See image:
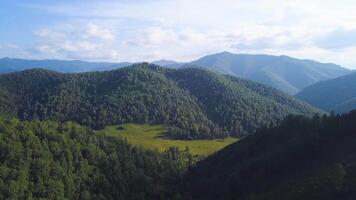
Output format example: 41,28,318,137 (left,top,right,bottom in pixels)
0,116,192,200
0,63,319,139
186,110,356,200
296,72,356,113
3,106,356,200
